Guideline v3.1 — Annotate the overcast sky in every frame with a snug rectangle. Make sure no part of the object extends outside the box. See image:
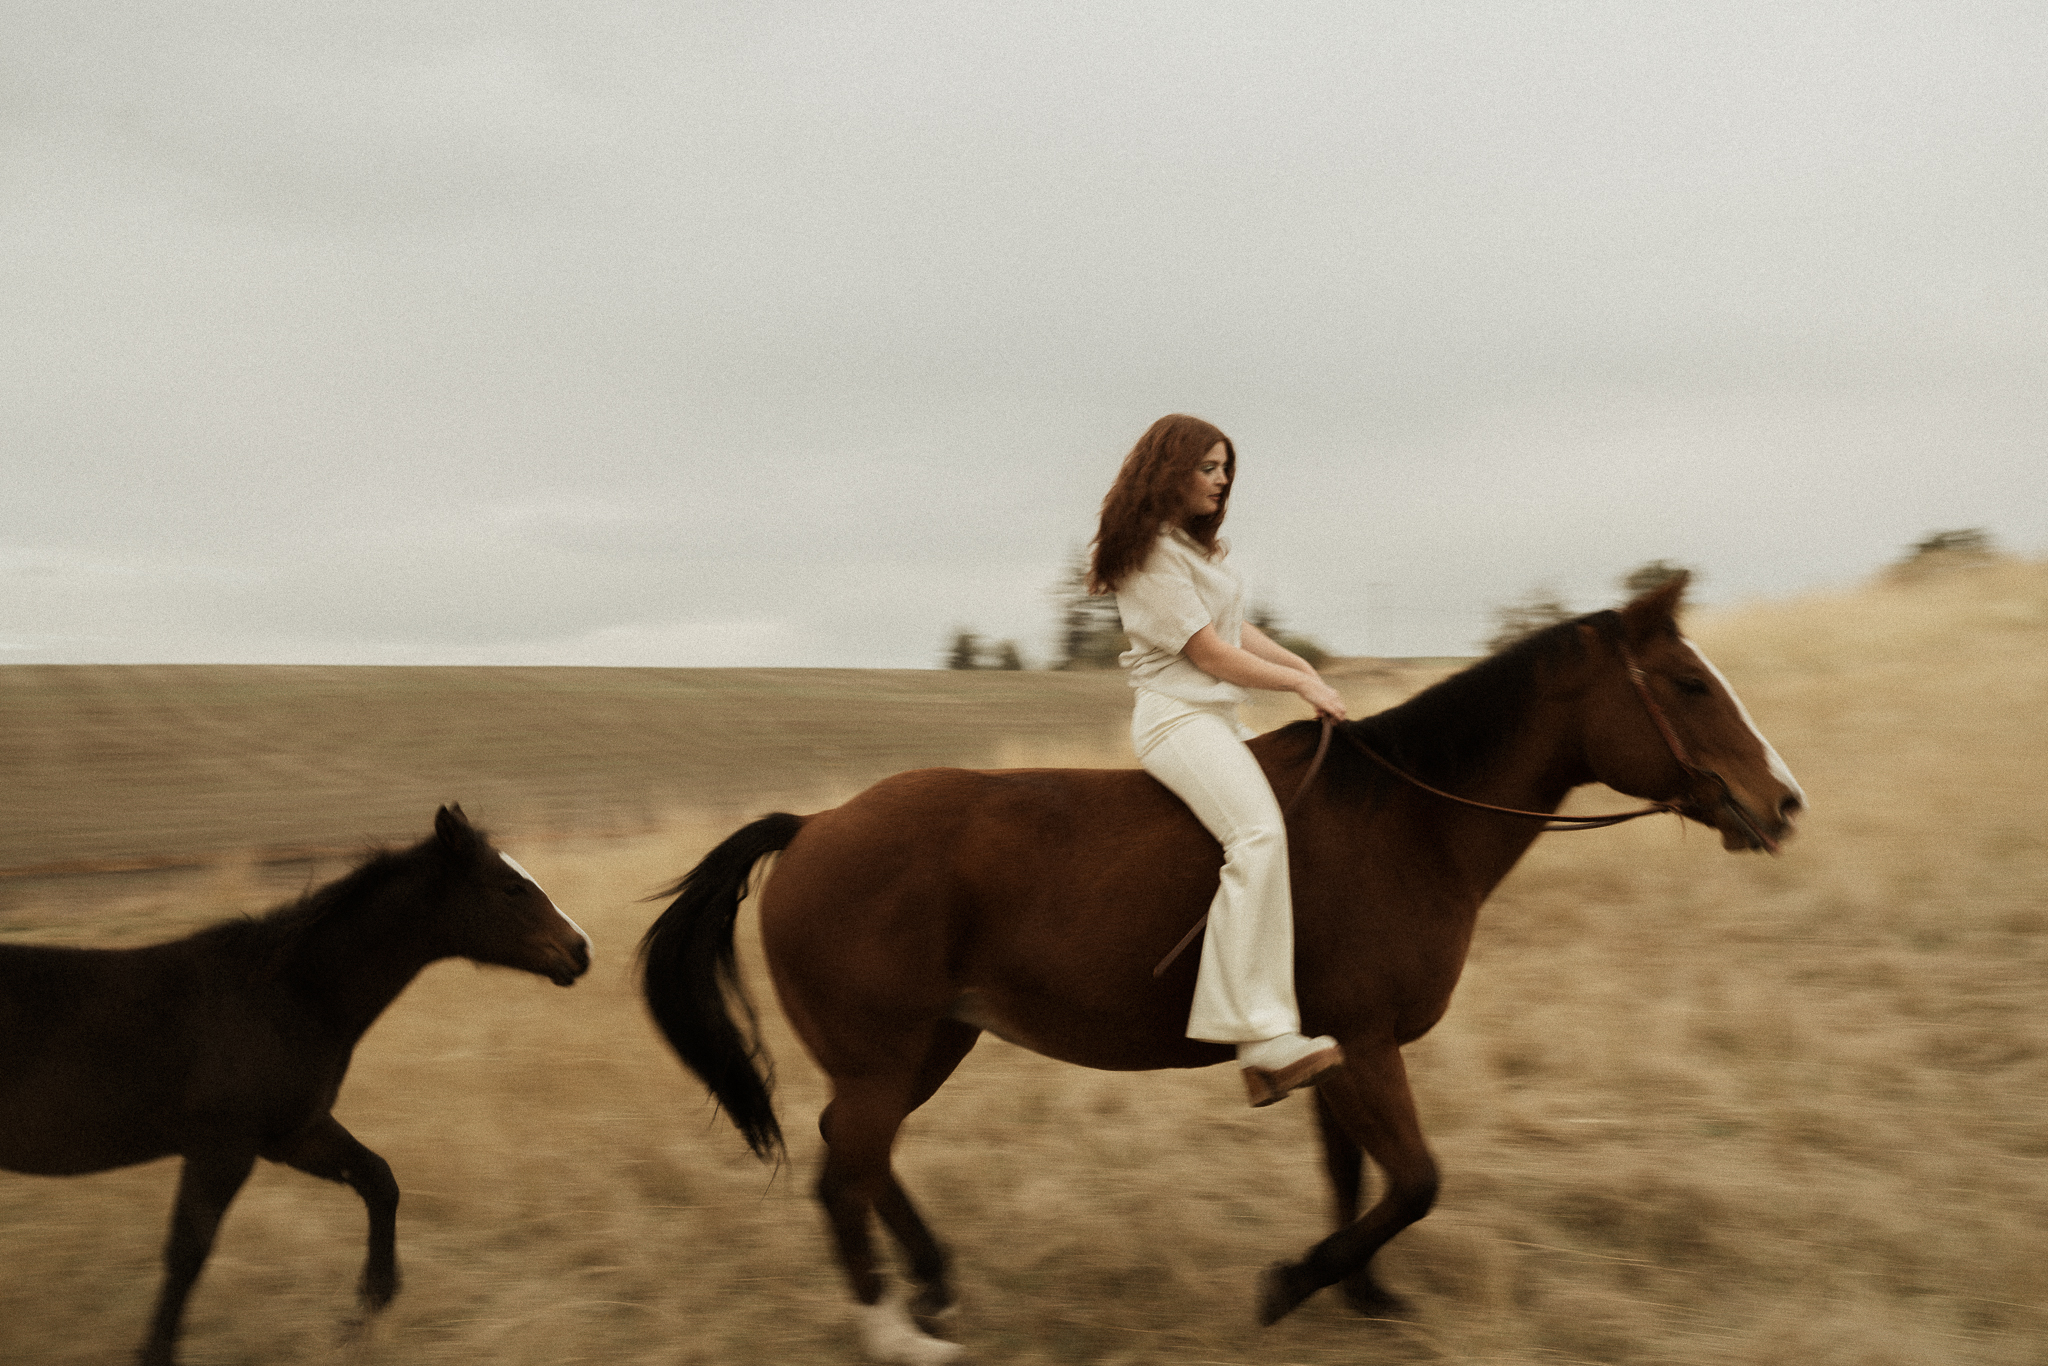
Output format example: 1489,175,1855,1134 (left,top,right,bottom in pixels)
5,2,2043,667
